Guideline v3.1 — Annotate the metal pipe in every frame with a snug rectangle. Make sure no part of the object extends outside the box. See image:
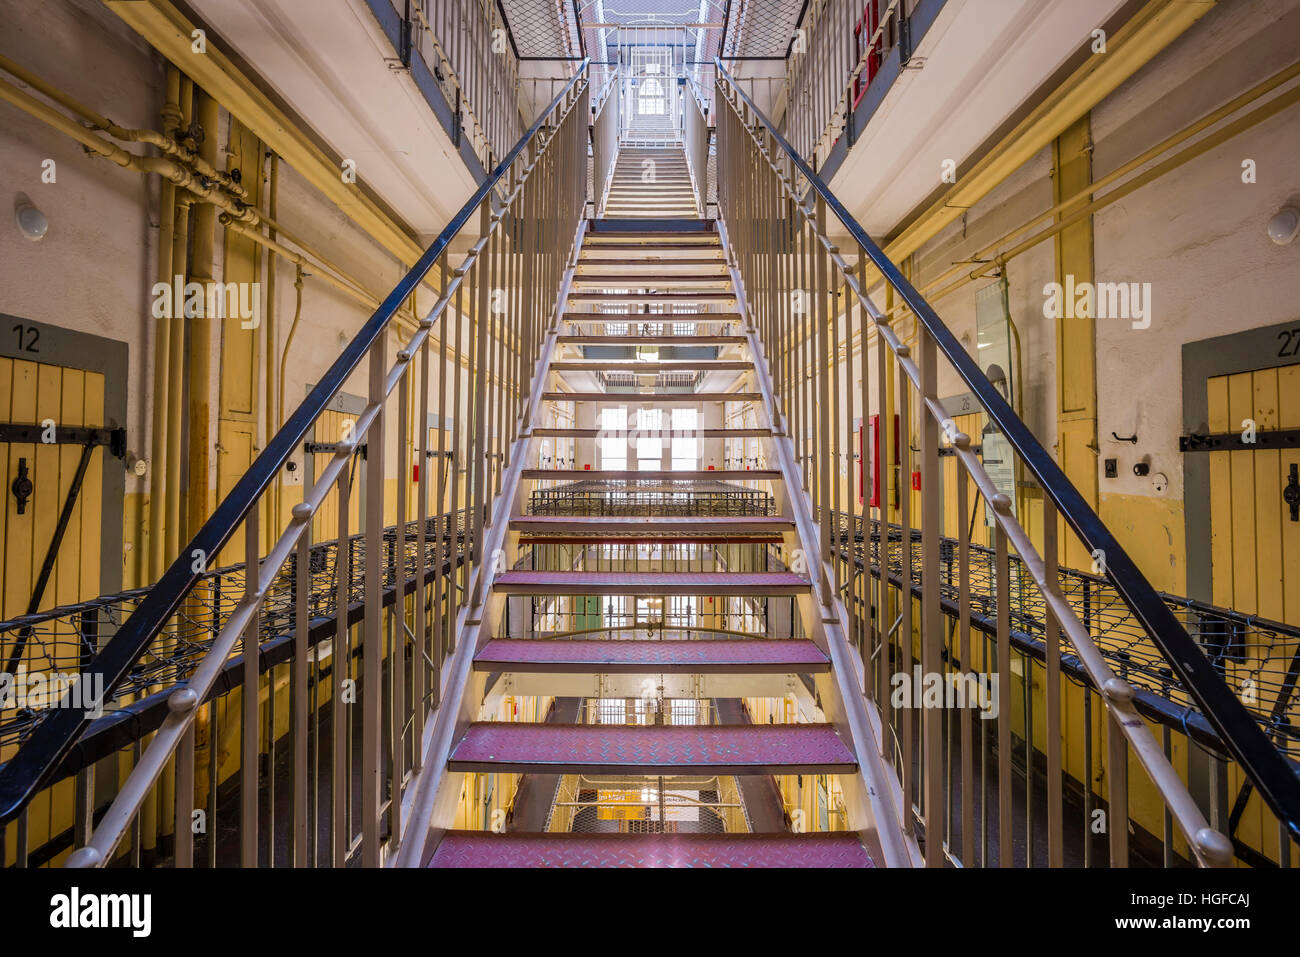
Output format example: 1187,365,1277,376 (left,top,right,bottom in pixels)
186,91,220,541
0,51,247,198
148,65,180,583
